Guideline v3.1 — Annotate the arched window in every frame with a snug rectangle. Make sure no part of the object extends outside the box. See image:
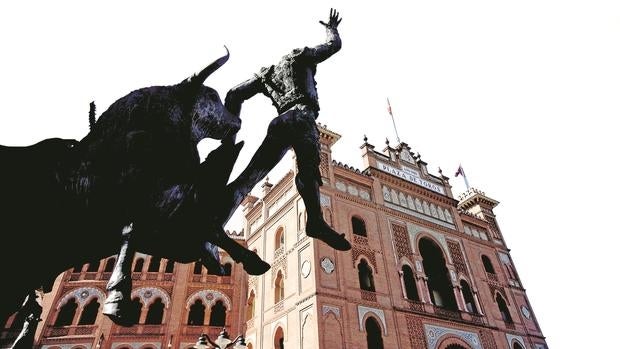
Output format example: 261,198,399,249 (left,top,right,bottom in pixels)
133,258,144,273
358,259,375,292
298,211,306,231
402,265,419,301
187,300,205,325
145,298,164,325
274,327,284,349
193,262,203,275
54,298,78,327
352,216,367,237
246,291,255,321
104,257,116,272
78,298,100,325
275,227,285,250
365,317,384,349
513,342,525,349
222,263,232,276
147,257,161,273
86,260,100,273
164,260,175,273
482,255,496,274
460,280,478,313
274,270,284,303
419,238,457,310
209,300,226,327
128,297,143,324
496,293,512,323
446,345,467,349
